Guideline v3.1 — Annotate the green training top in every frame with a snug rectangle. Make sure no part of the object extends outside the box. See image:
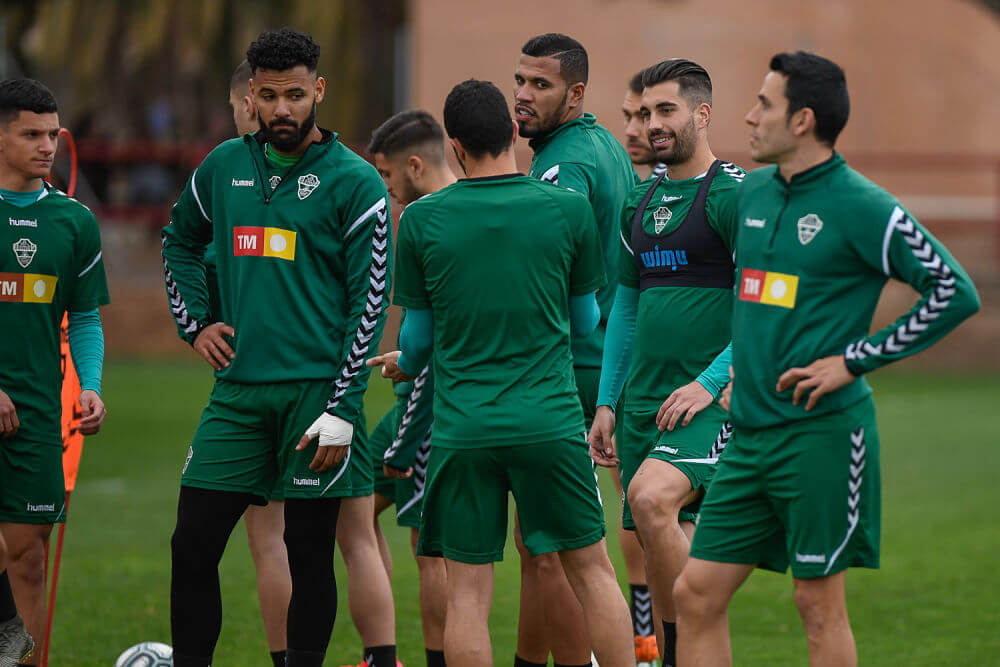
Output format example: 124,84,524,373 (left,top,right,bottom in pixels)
161,130,392,423
617,162,744,411
393,174,606,449
528,112,638,368
0,185,110,443
732,153,980,428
